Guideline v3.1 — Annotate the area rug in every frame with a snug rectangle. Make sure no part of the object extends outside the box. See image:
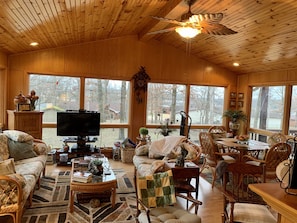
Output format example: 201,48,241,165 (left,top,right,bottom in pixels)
21,170,137,223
